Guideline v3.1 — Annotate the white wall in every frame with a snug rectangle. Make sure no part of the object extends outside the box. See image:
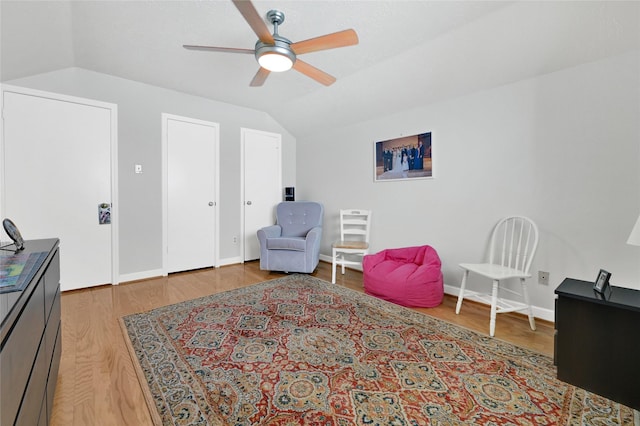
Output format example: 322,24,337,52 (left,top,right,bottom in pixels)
4,50,638,314
297,51,640,313
0,1,75,81
5,68,296,277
